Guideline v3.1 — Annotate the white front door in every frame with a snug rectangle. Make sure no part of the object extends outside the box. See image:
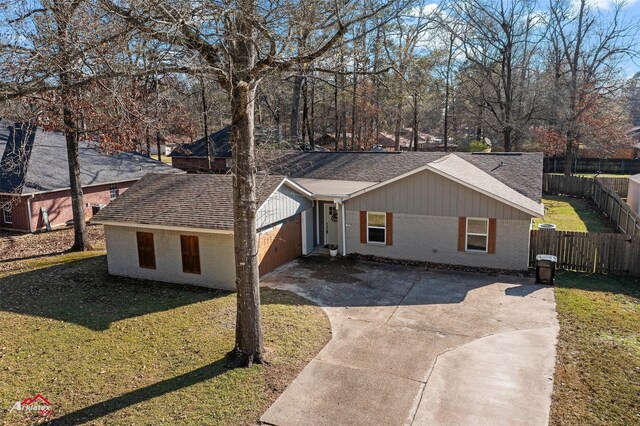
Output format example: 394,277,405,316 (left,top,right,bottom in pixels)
324,204,339,246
